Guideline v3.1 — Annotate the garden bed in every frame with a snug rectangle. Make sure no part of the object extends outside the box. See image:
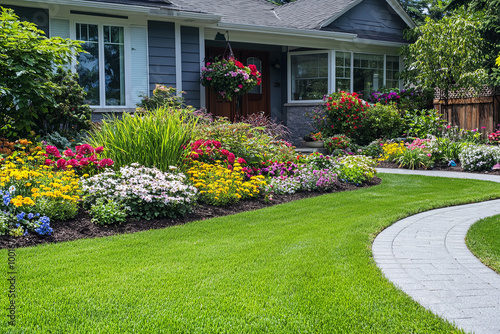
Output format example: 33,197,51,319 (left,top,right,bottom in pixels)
0,178,381,249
